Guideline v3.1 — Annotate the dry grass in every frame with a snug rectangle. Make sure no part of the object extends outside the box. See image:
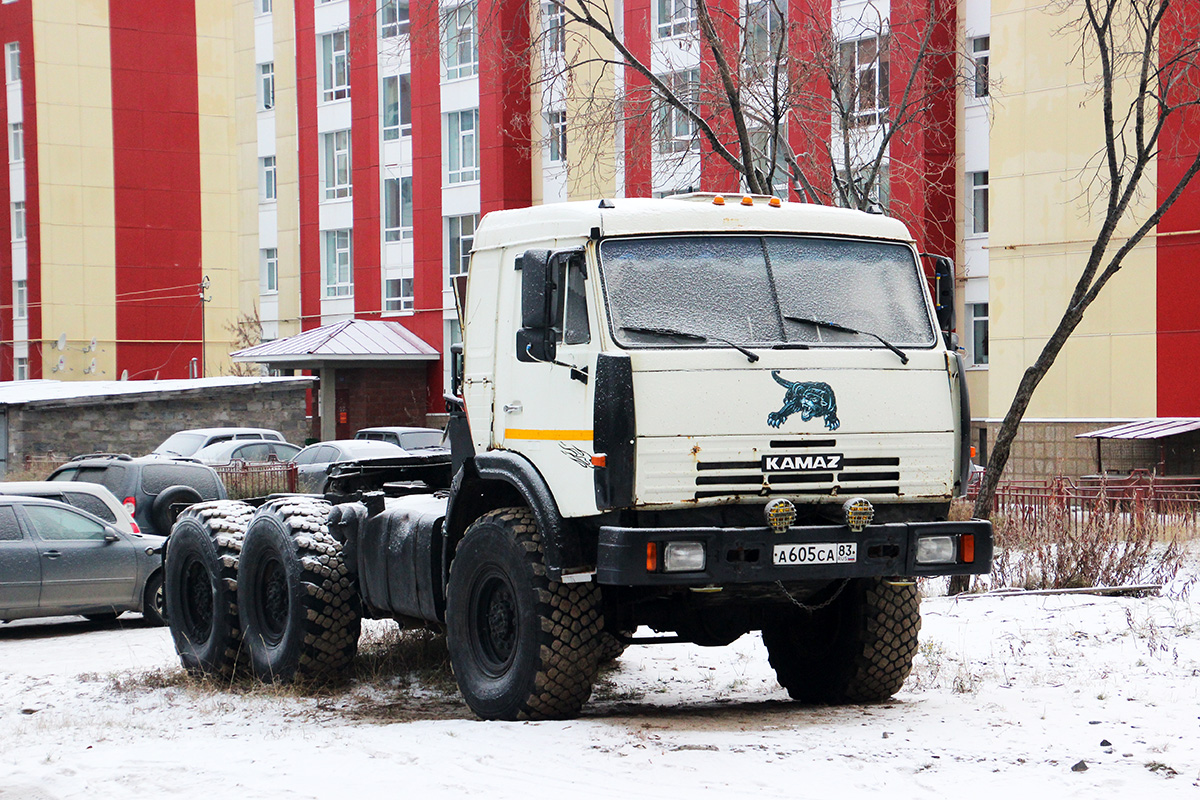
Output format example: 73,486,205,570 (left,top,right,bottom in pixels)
989,497,1191,590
